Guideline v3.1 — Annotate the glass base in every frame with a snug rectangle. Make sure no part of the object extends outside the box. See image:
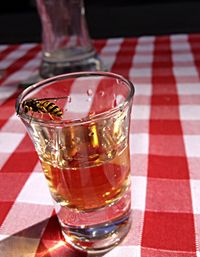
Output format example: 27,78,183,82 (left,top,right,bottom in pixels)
39,54,103,79
54,189,132,253
61,212,132,253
